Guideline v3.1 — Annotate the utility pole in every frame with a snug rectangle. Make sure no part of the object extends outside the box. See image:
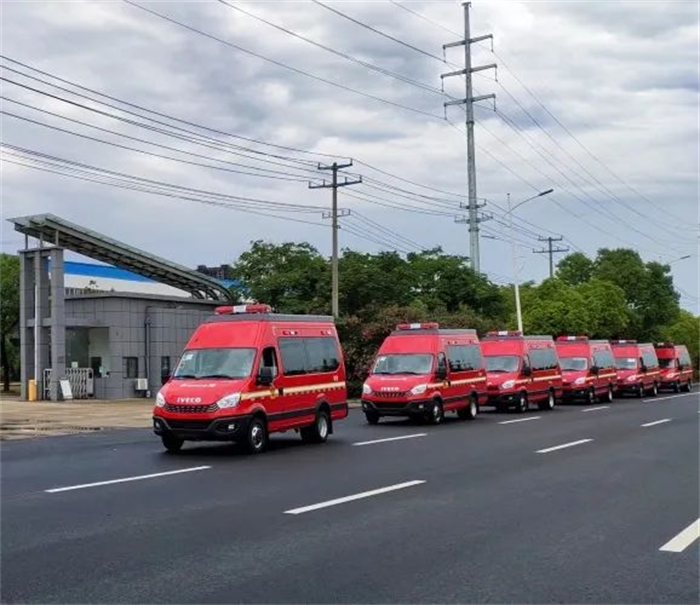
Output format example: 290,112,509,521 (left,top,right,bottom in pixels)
309,162,361,318
533,236,569,278
442,2,496,273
